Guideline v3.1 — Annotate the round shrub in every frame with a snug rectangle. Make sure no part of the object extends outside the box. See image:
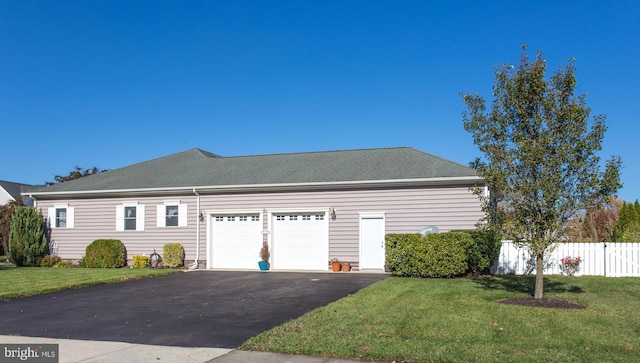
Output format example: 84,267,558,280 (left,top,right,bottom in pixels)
132,255,150,268
40,254,62,267
84,239,126,268
163,242,185,268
